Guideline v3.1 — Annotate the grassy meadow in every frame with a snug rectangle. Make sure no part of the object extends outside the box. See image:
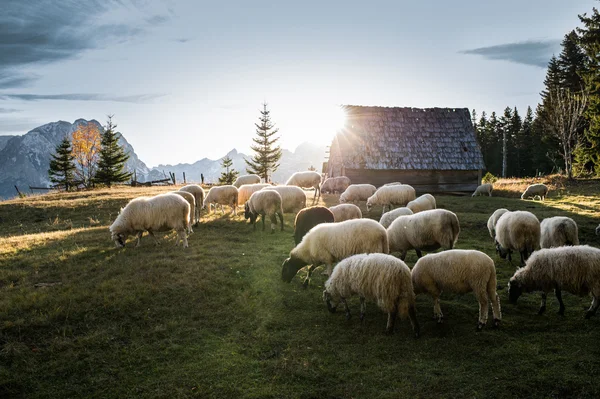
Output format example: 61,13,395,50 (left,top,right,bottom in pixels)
1,177,600,398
